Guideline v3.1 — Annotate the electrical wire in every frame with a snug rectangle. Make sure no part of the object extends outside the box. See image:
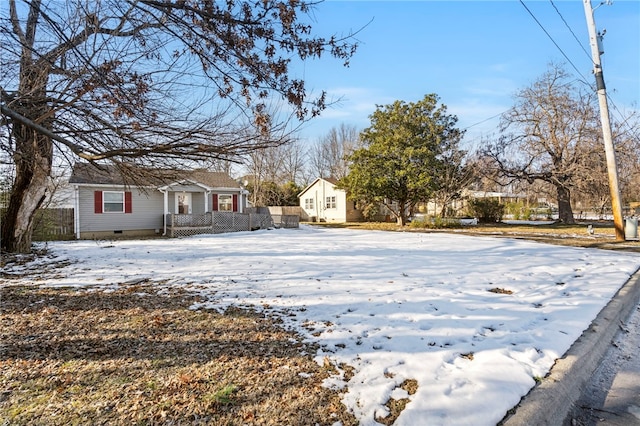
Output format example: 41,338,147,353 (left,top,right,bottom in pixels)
518,0,591,87
548,1,637,140
549,0,593,62
606,94,640,141
468,3,636,146
462,112,504,131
